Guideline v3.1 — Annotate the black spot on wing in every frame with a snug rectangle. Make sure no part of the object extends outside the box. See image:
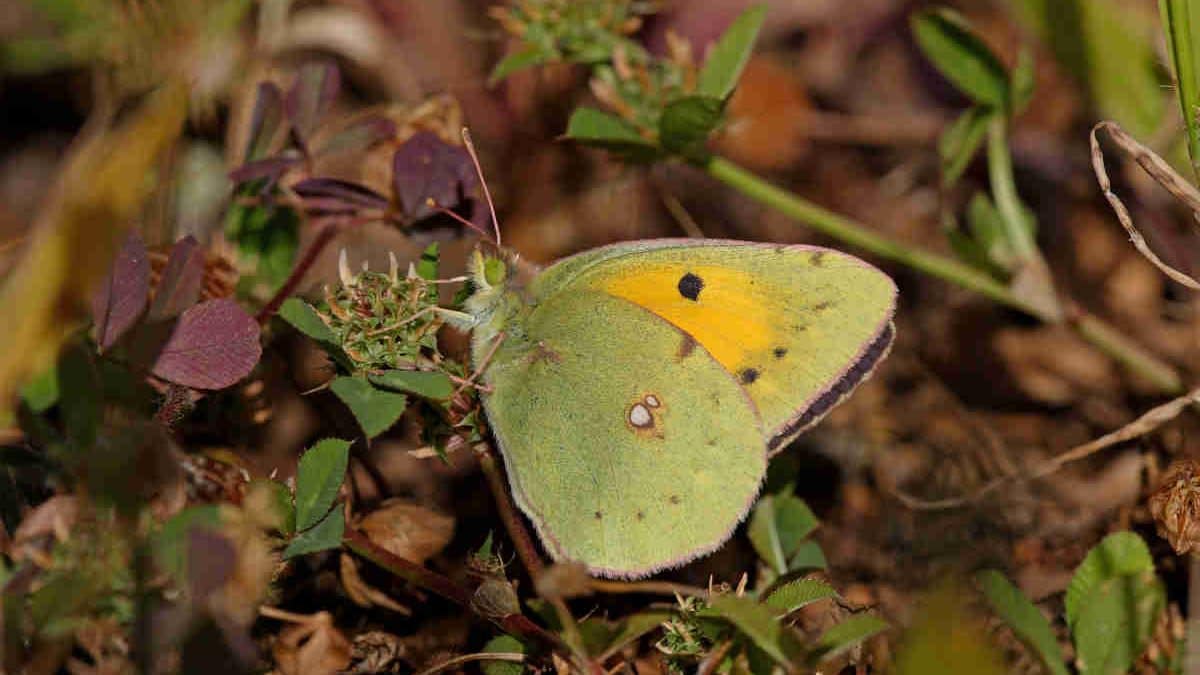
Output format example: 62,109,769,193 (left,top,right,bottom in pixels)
669,494,681,505
773,347,788,359
813,301,834,312
810,251,826,266
594,511,603,520
768,322,894,451
739,368,760,384
678,272,703,301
